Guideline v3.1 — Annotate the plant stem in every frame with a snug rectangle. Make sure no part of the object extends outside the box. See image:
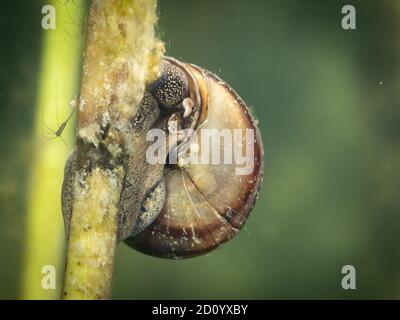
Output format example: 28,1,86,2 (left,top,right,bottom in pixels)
62,0,163,300
22,0,85,300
